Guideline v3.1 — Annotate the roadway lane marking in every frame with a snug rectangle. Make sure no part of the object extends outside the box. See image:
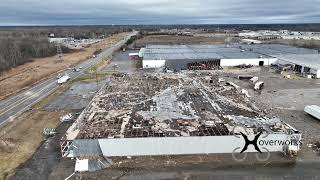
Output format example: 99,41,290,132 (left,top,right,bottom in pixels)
0,84,60,126
0,42,114,115
0,32,136,125
0,81,57,116
0,35,131,111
